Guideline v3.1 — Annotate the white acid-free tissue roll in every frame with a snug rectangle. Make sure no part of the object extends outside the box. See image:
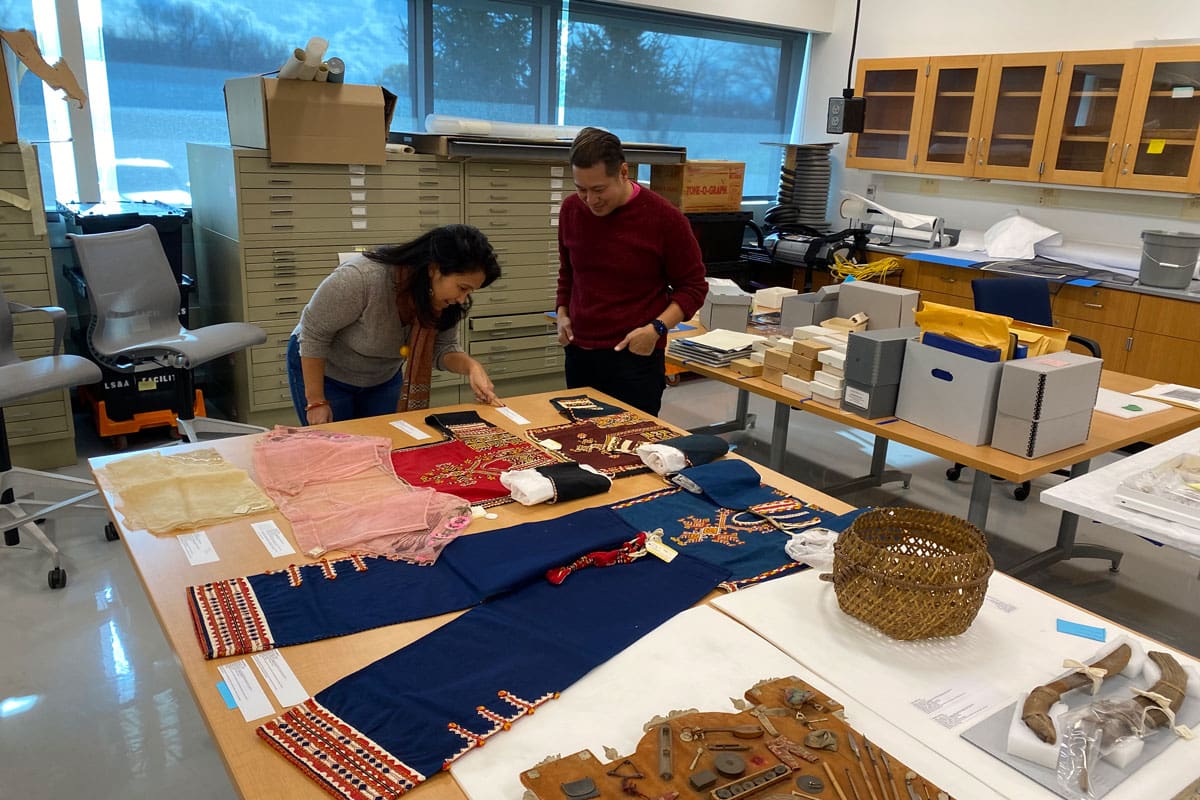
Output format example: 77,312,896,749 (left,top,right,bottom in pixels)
304,37,328,66
278,48,308,79
314,62,330,82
